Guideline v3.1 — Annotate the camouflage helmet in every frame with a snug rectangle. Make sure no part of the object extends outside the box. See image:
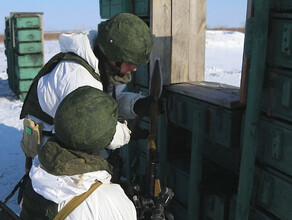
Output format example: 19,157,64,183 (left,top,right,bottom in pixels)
54,86,118,154
97,13,153,65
